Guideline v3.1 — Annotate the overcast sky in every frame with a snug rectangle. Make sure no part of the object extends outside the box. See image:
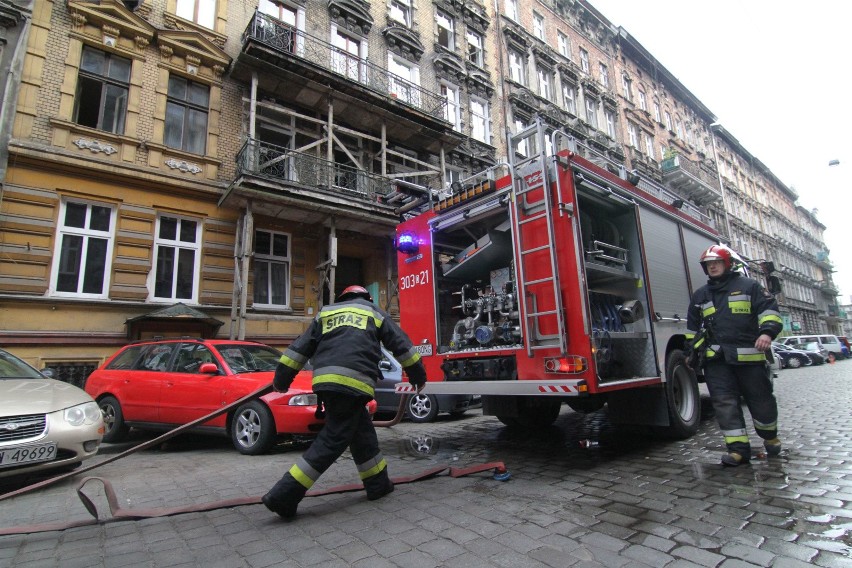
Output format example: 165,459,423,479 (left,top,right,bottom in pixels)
587,0,852,301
